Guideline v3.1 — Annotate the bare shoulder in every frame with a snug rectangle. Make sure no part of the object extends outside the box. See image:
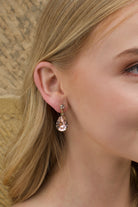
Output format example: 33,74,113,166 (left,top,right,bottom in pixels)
12,187,49,207
12,196,42,207
13,202,29,207
12,200,34,207
13,204,25,207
